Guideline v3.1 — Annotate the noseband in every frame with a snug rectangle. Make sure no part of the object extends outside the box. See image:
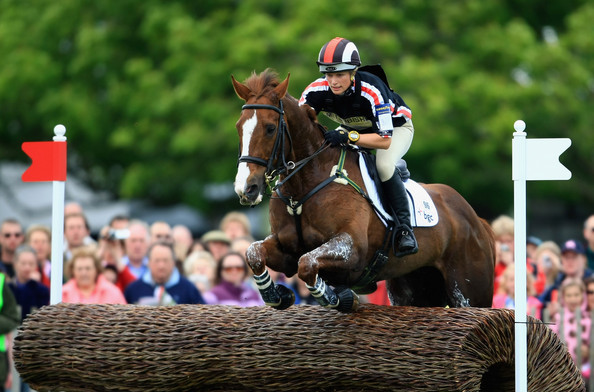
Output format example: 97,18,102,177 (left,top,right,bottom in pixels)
239,100,294,183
